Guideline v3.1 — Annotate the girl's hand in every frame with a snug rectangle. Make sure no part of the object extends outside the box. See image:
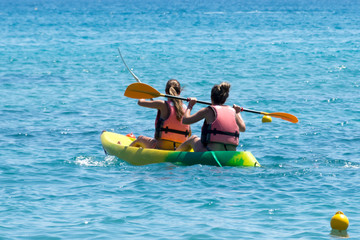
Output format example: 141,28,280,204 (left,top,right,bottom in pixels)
187,98,197,110
233,104,243,114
